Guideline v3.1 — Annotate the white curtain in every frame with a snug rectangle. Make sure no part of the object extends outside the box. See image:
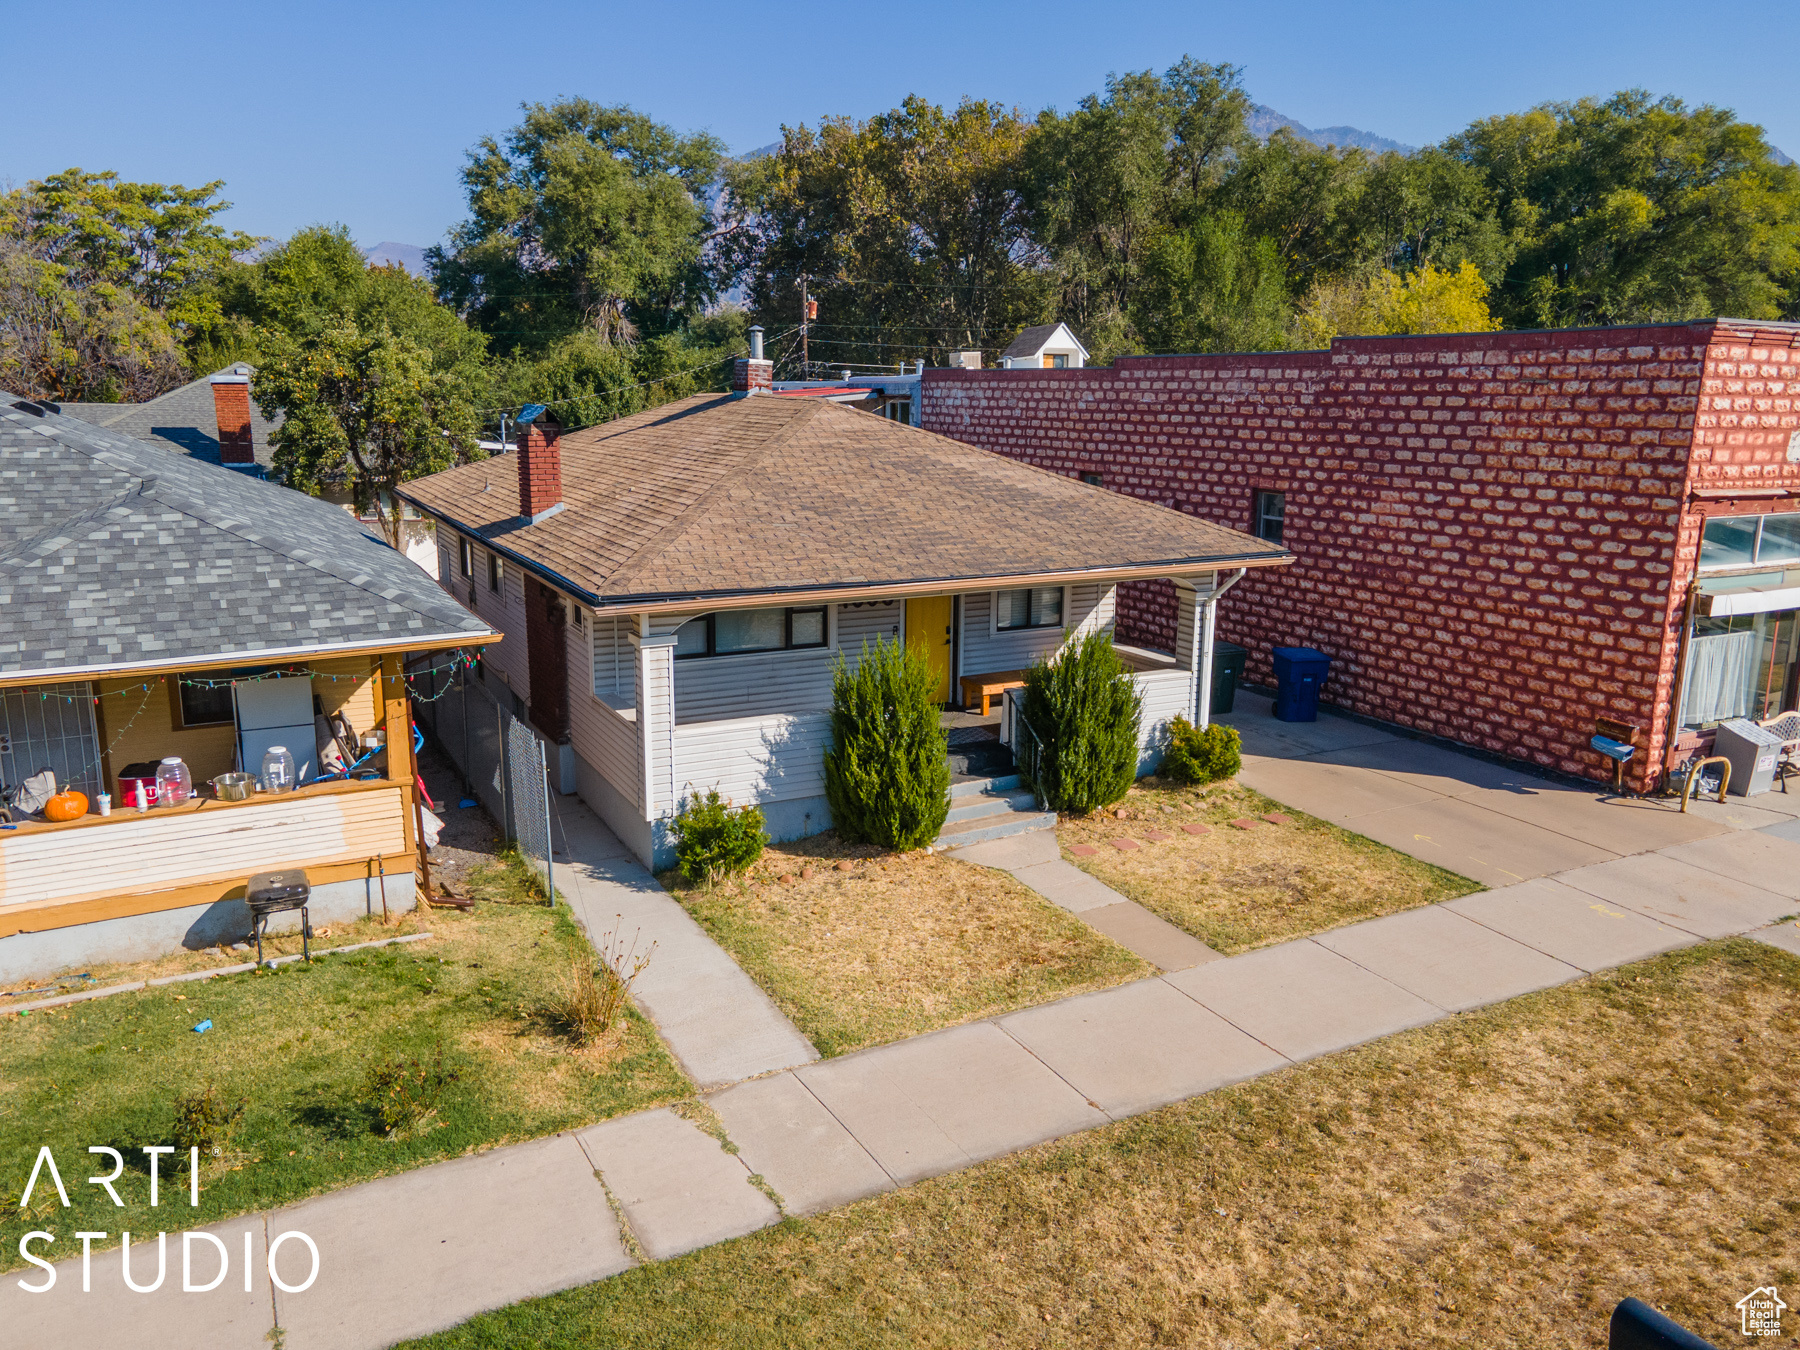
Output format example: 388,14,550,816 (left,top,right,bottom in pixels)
1681,630,1761,726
